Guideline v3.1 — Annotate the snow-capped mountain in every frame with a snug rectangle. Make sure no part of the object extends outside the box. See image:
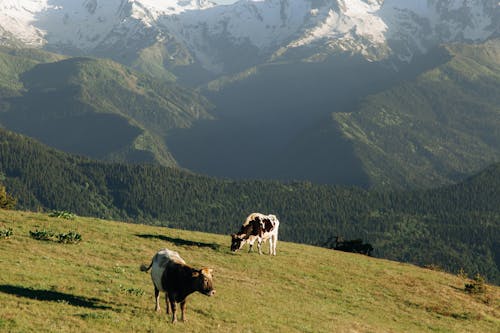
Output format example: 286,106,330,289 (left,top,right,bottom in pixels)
0,0,498,76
